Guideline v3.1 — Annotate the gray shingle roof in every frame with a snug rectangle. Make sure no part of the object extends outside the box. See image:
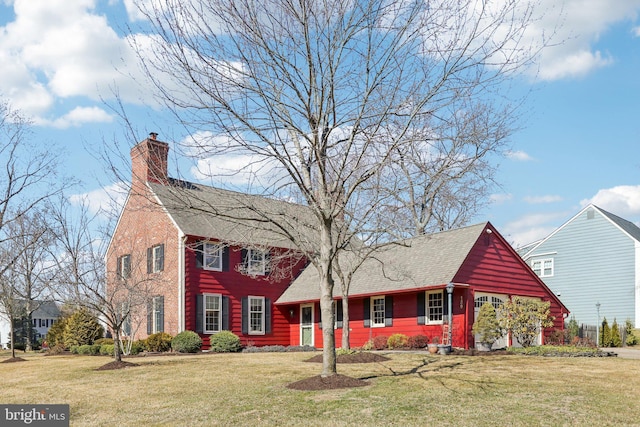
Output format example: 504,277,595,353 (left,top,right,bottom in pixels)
276,223,488,304
597,205,640,242
149,180,317,249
